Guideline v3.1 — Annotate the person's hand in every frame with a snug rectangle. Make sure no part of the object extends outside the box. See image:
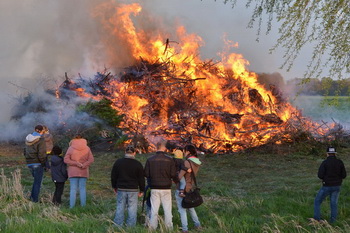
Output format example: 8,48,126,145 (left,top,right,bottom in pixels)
77,162,83,168
138,192,143,198
187,168,192,173
114,188,118,194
